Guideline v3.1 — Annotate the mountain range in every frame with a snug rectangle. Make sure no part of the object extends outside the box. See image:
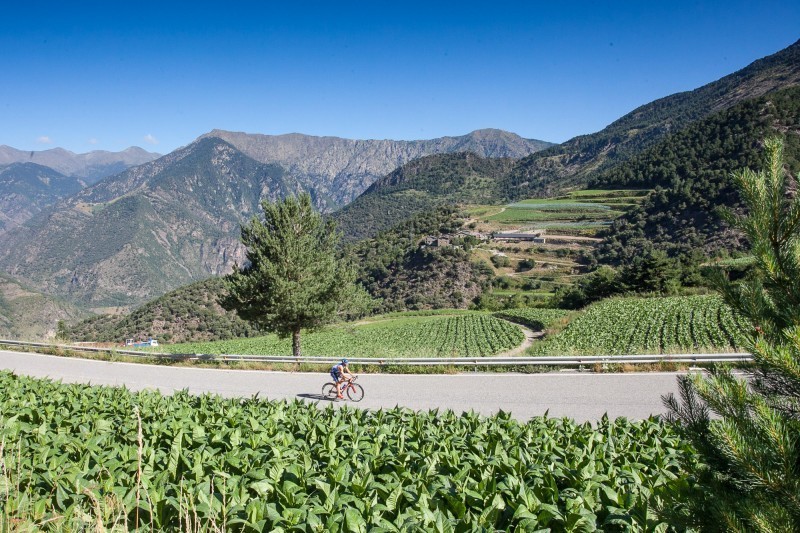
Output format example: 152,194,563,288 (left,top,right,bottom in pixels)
0,146,162,235
0,163,85,235
197,128,551,209
0,129,549,308
0,145,160,184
